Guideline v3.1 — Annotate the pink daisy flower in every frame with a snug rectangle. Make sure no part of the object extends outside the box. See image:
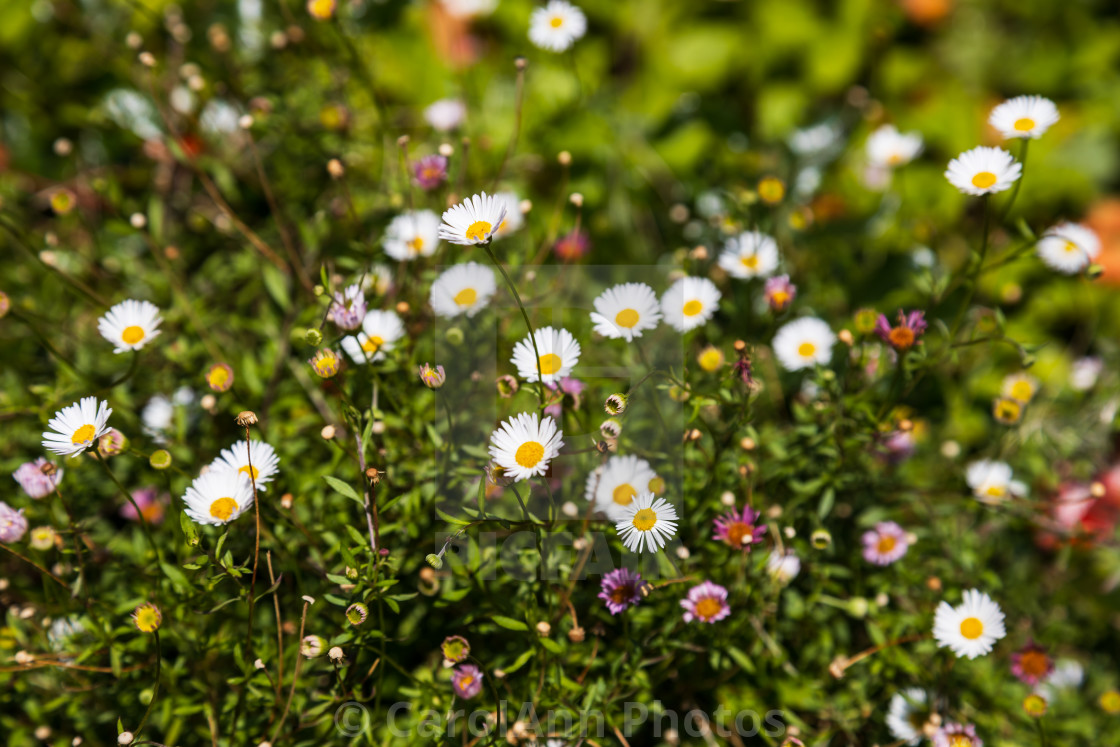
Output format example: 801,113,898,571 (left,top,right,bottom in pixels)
680,581,730,624
861,521,909,565
713,505,766,550
1010,640,1054,685
12,458,63,499
451,663,483,699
